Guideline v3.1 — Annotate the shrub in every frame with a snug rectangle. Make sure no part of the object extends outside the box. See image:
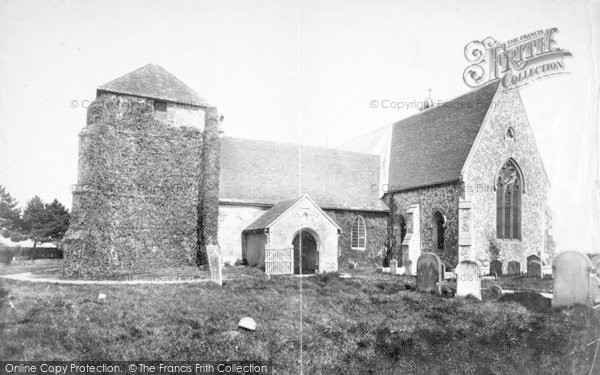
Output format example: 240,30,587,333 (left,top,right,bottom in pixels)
498,291,551,313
